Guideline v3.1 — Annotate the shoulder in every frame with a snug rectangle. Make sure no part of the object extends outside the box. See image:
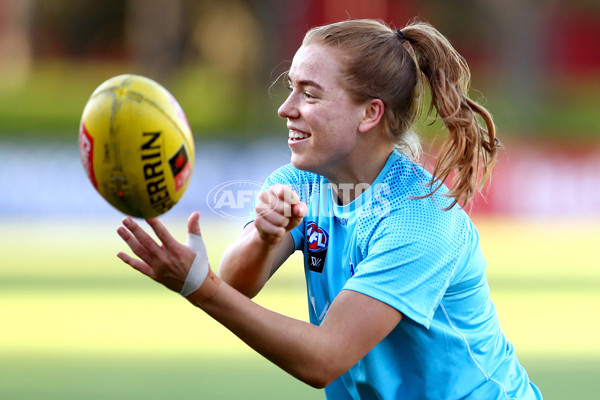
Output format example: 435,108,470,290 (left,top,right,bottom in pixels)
262,164,323,203
379,152,464,224
265,164,320,184
366,202,470,249
359,153,472,253
380,151,450,203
